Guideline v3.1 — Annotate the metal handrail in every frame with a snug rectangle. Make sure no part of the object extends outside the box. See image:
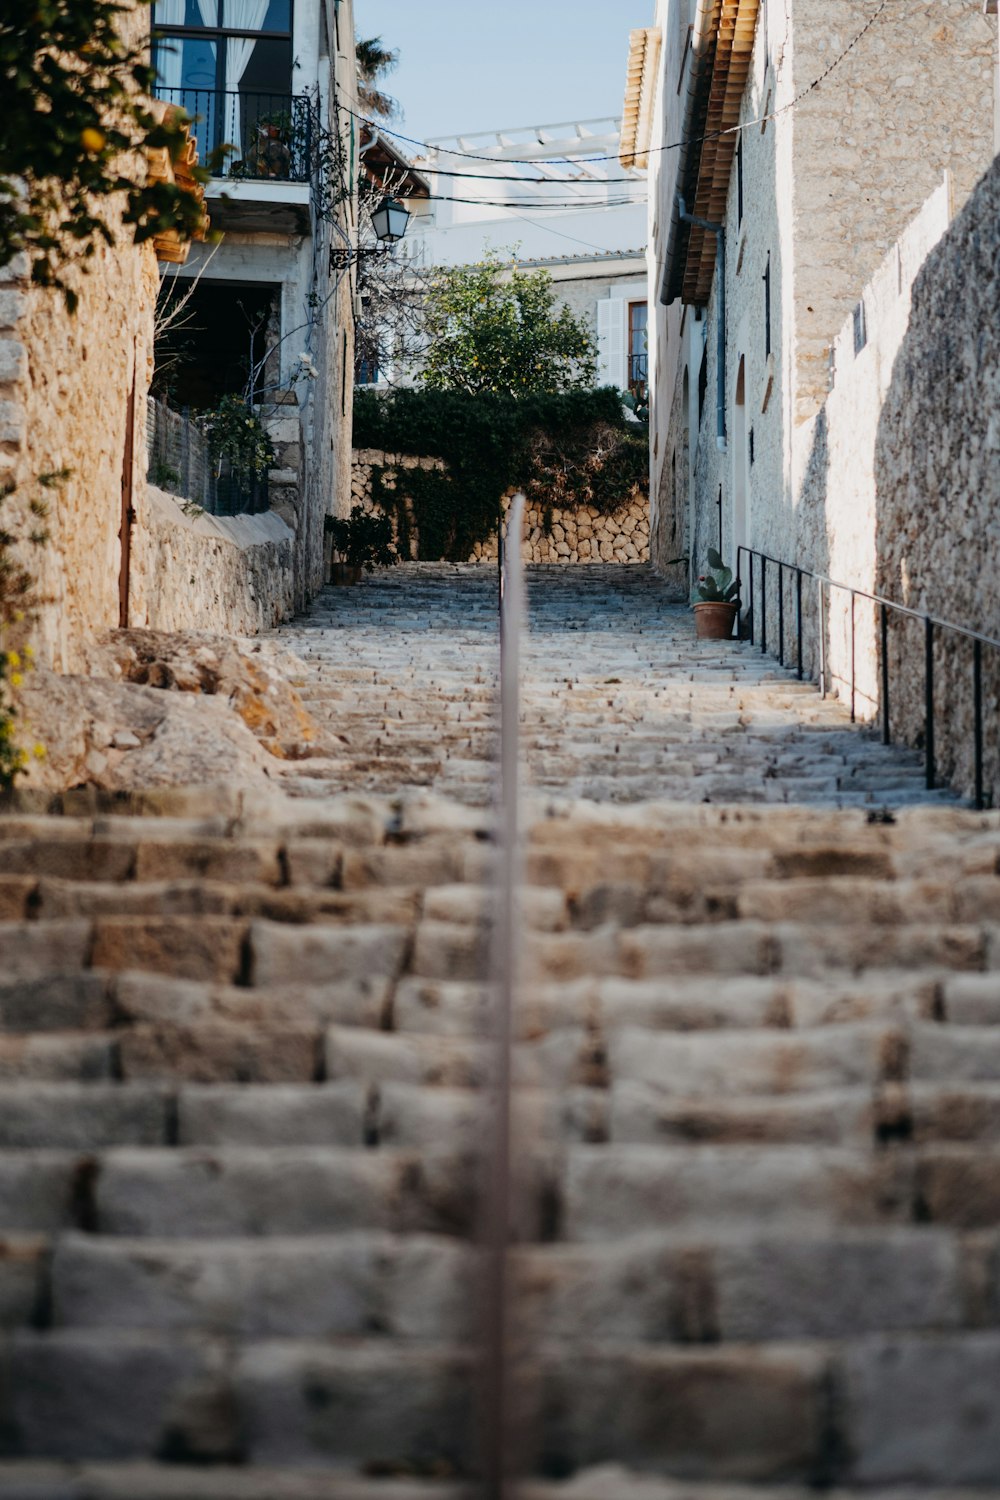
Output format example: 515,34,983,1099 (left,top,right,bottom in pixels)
737,544,998,809
483,493,527,1497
